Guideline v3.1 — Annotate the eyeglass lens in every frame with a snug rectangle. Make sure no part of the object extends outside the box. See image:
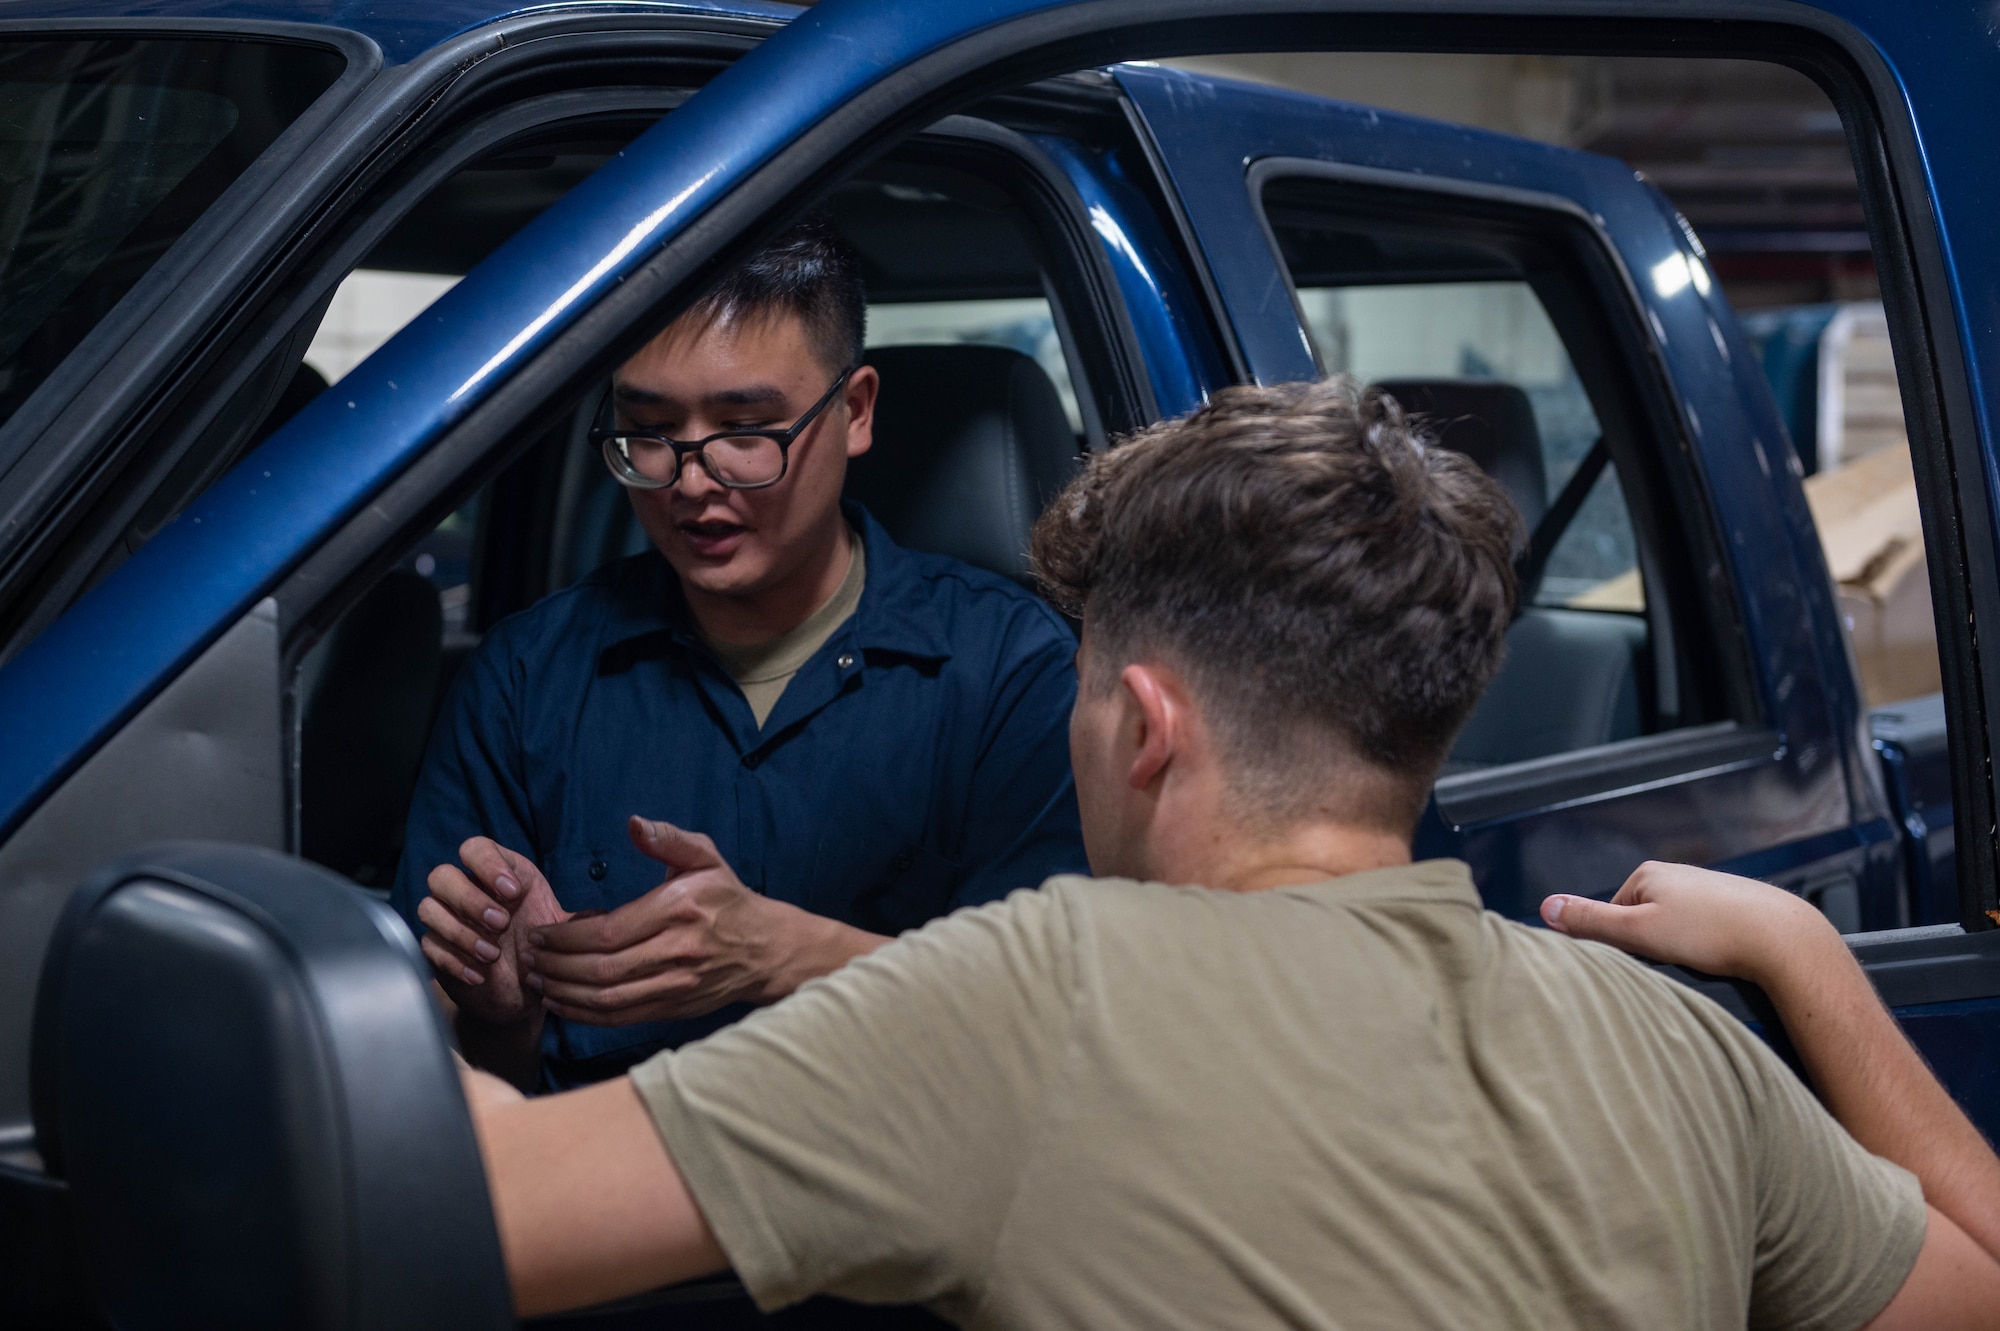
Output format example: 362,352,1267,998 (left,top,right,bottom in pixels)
610,433,786,488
